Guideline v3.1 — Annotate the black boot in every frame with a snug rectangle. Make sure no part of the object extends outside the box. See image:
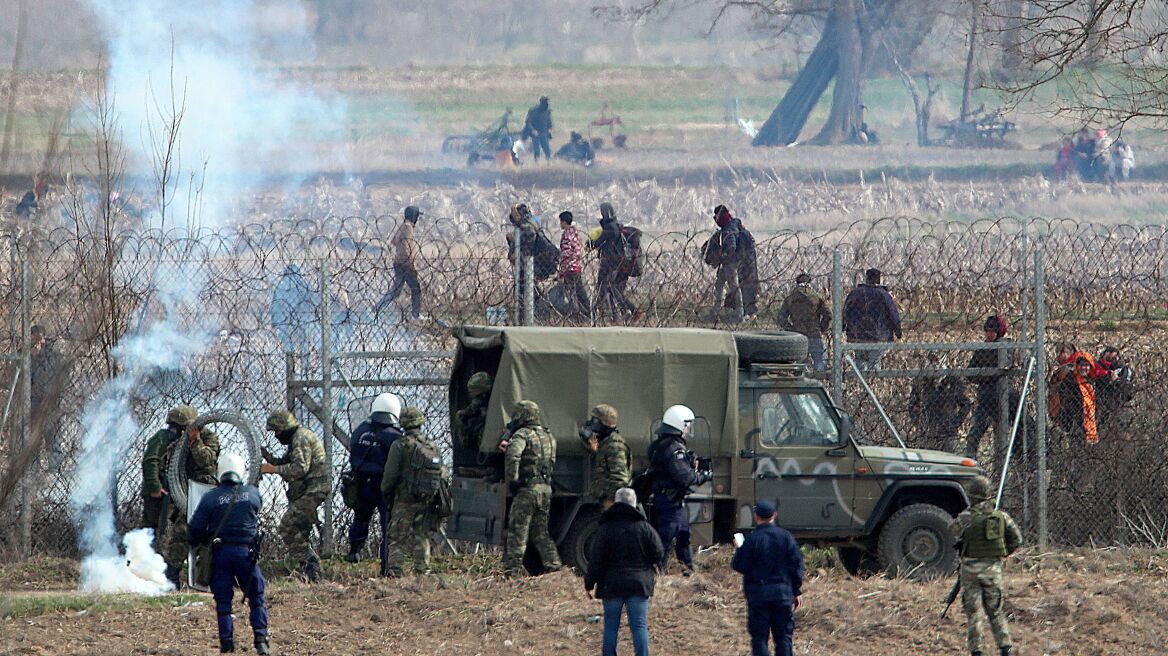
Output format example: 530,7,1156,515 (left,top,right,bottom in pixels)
346,548,361,563
219,638,235,653
254,636,271,655
1000,648,1013,656
305,556,321,583
165,565,182,590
